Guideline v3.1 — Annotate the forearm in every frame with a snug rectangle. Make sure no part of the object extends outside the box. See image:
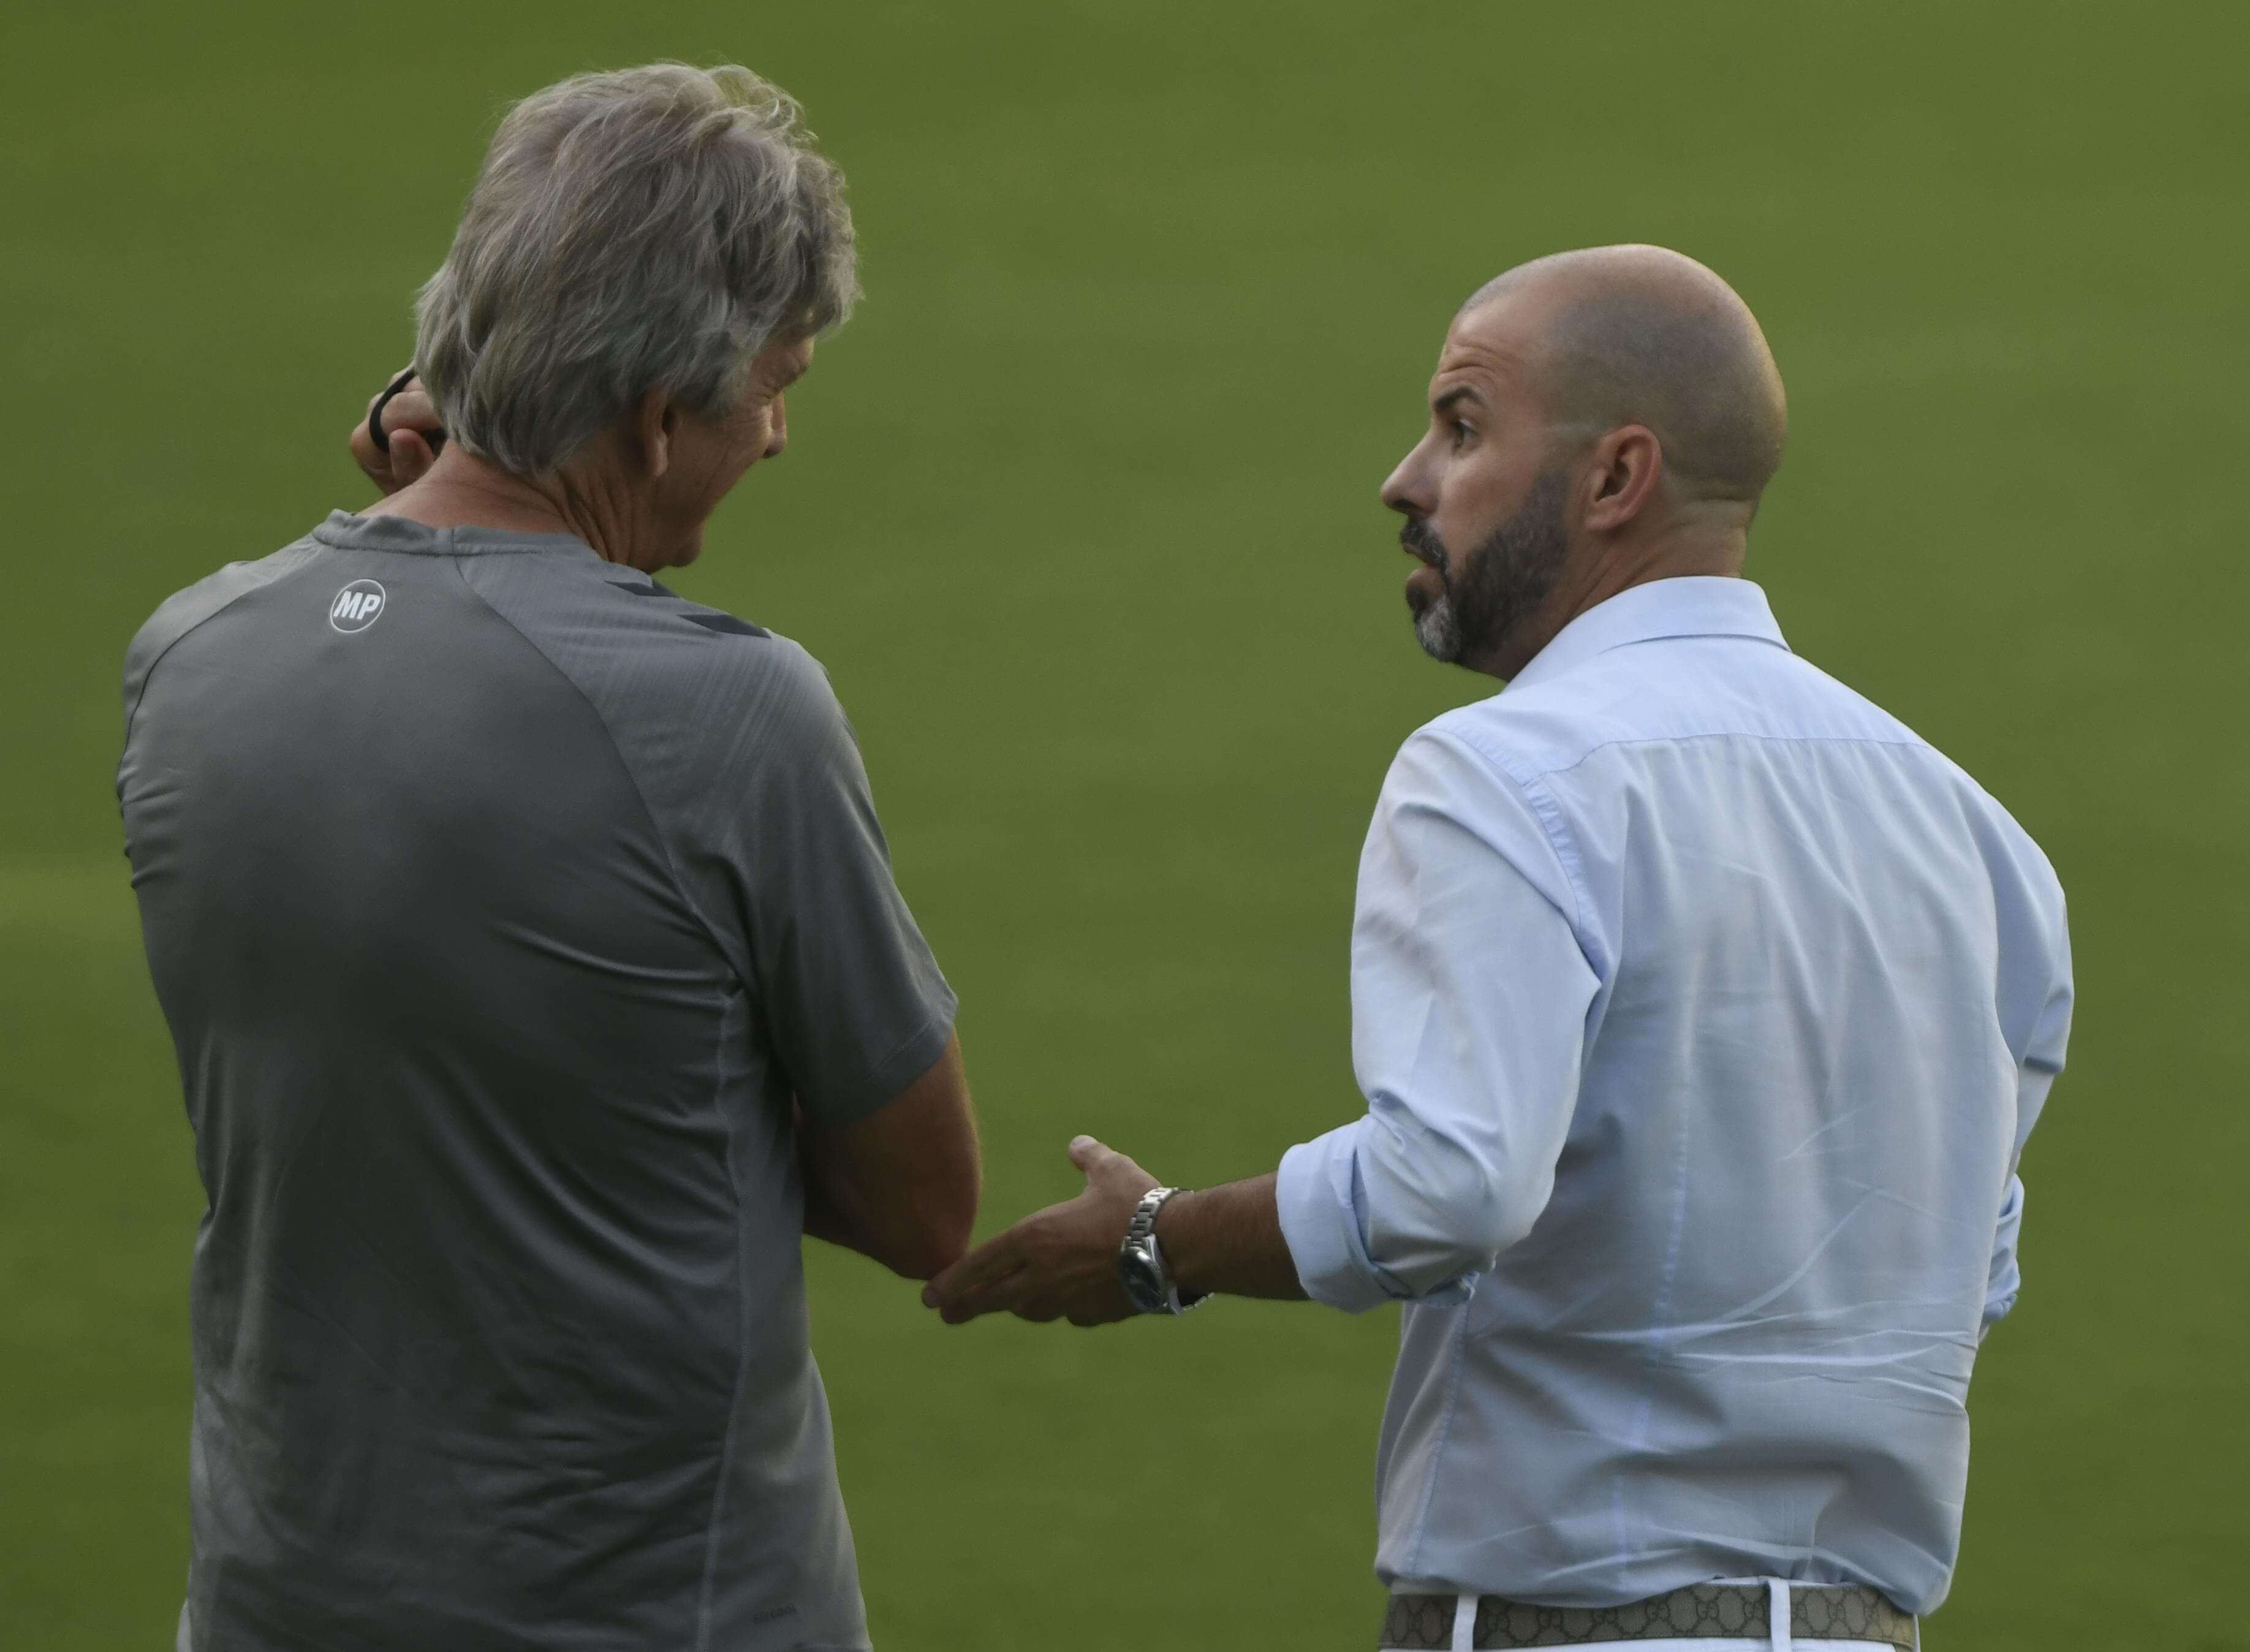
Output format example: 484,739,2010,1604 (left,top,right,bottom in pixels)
798,1143,864,1254
794,1038,982,1280
1154,1173,1308,1301
800,1135,972,1280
